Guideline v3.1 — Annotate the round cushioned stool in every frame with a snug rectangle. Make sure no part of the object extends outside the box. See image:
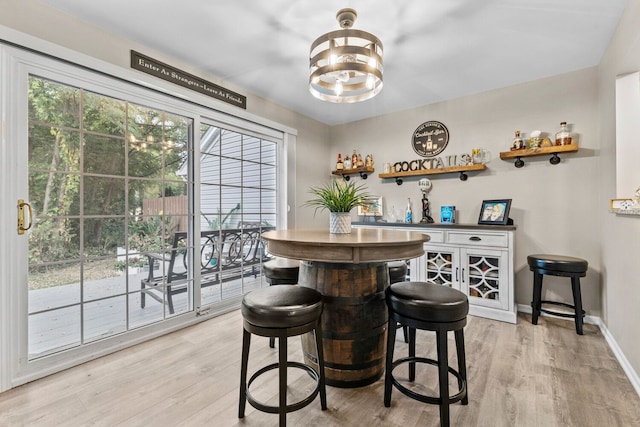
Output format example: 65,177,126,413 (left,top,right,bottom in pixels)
239,285,327,427
388,260,409,343
384,282,469,427
263,257,300,285
388,260,408,284
263,258,300,347
528,254,588,335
